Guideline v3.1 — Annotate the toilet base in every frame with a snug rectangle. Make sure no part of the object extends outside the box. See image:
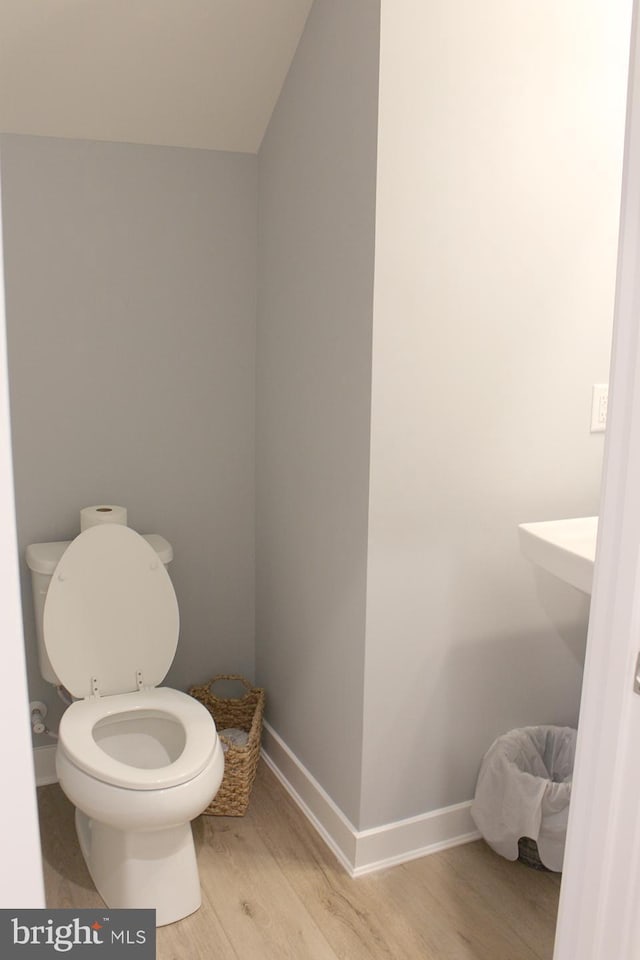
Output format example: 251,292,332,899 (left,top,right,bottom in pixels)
75,809,201,926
